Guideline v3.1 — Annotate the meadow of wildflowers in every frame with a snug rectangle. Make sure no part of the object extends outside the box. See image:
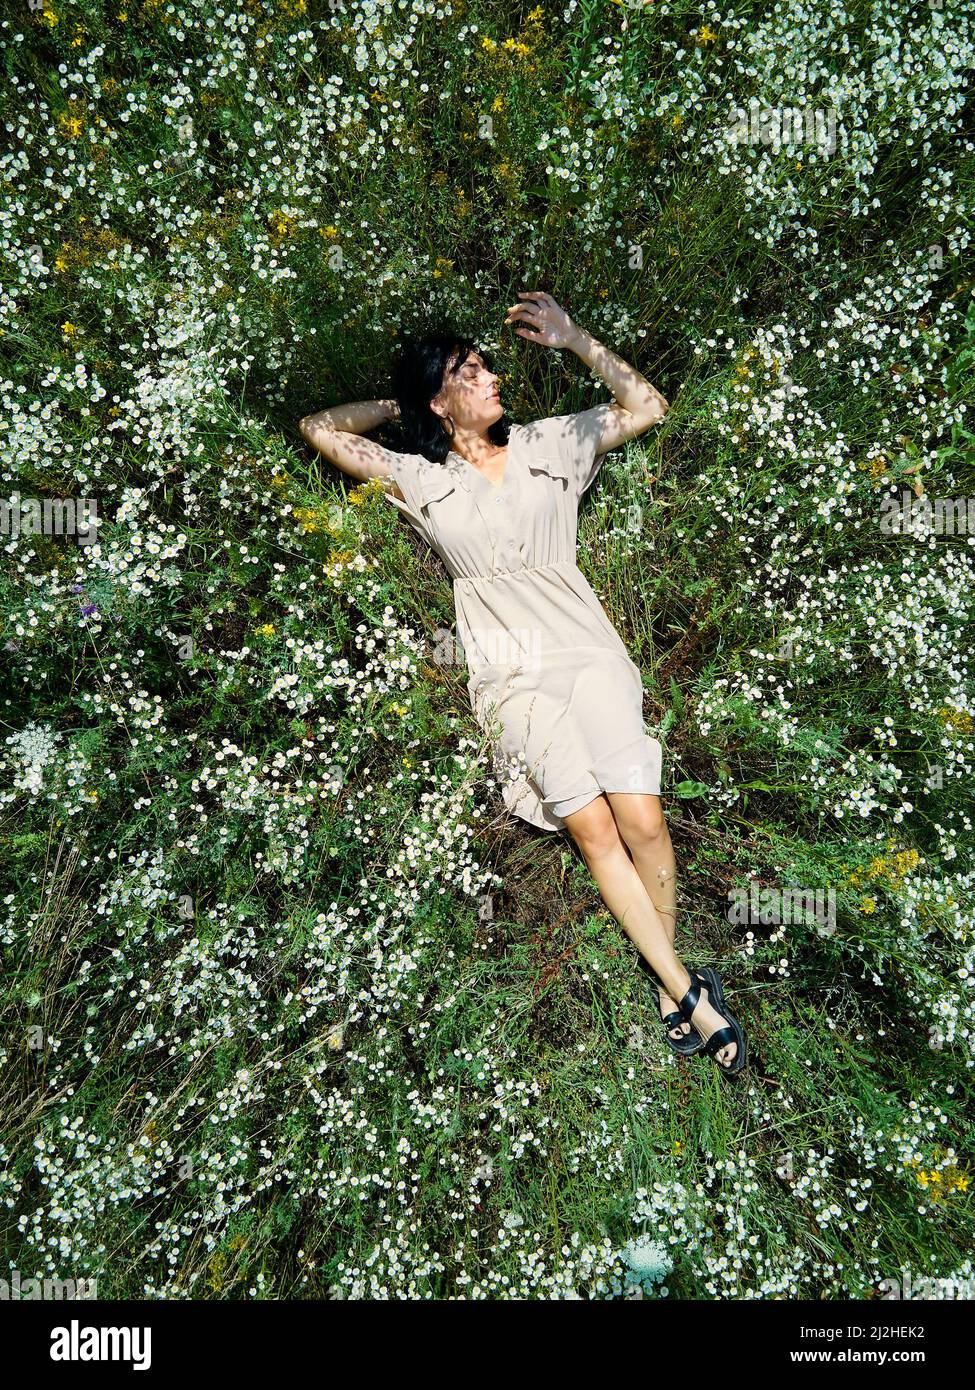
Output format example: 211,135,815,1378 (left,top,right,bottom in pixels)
1,0,973,1301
